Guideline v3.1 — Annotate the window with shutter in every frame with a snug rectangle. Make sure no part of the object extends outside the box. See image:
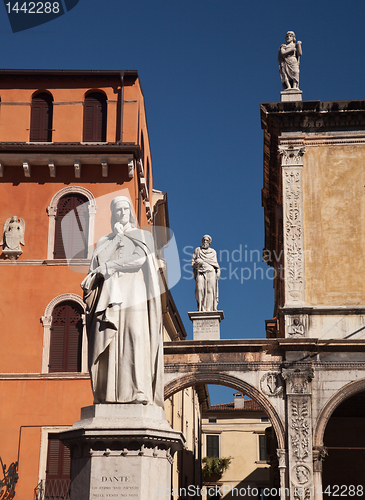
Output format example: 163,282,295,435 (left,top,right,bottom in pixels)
30,92,53,142
49,301,83,373
83,92,107,142
259,434,268,461
53,193,89,259
45,434,71,499
206,435,220,458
